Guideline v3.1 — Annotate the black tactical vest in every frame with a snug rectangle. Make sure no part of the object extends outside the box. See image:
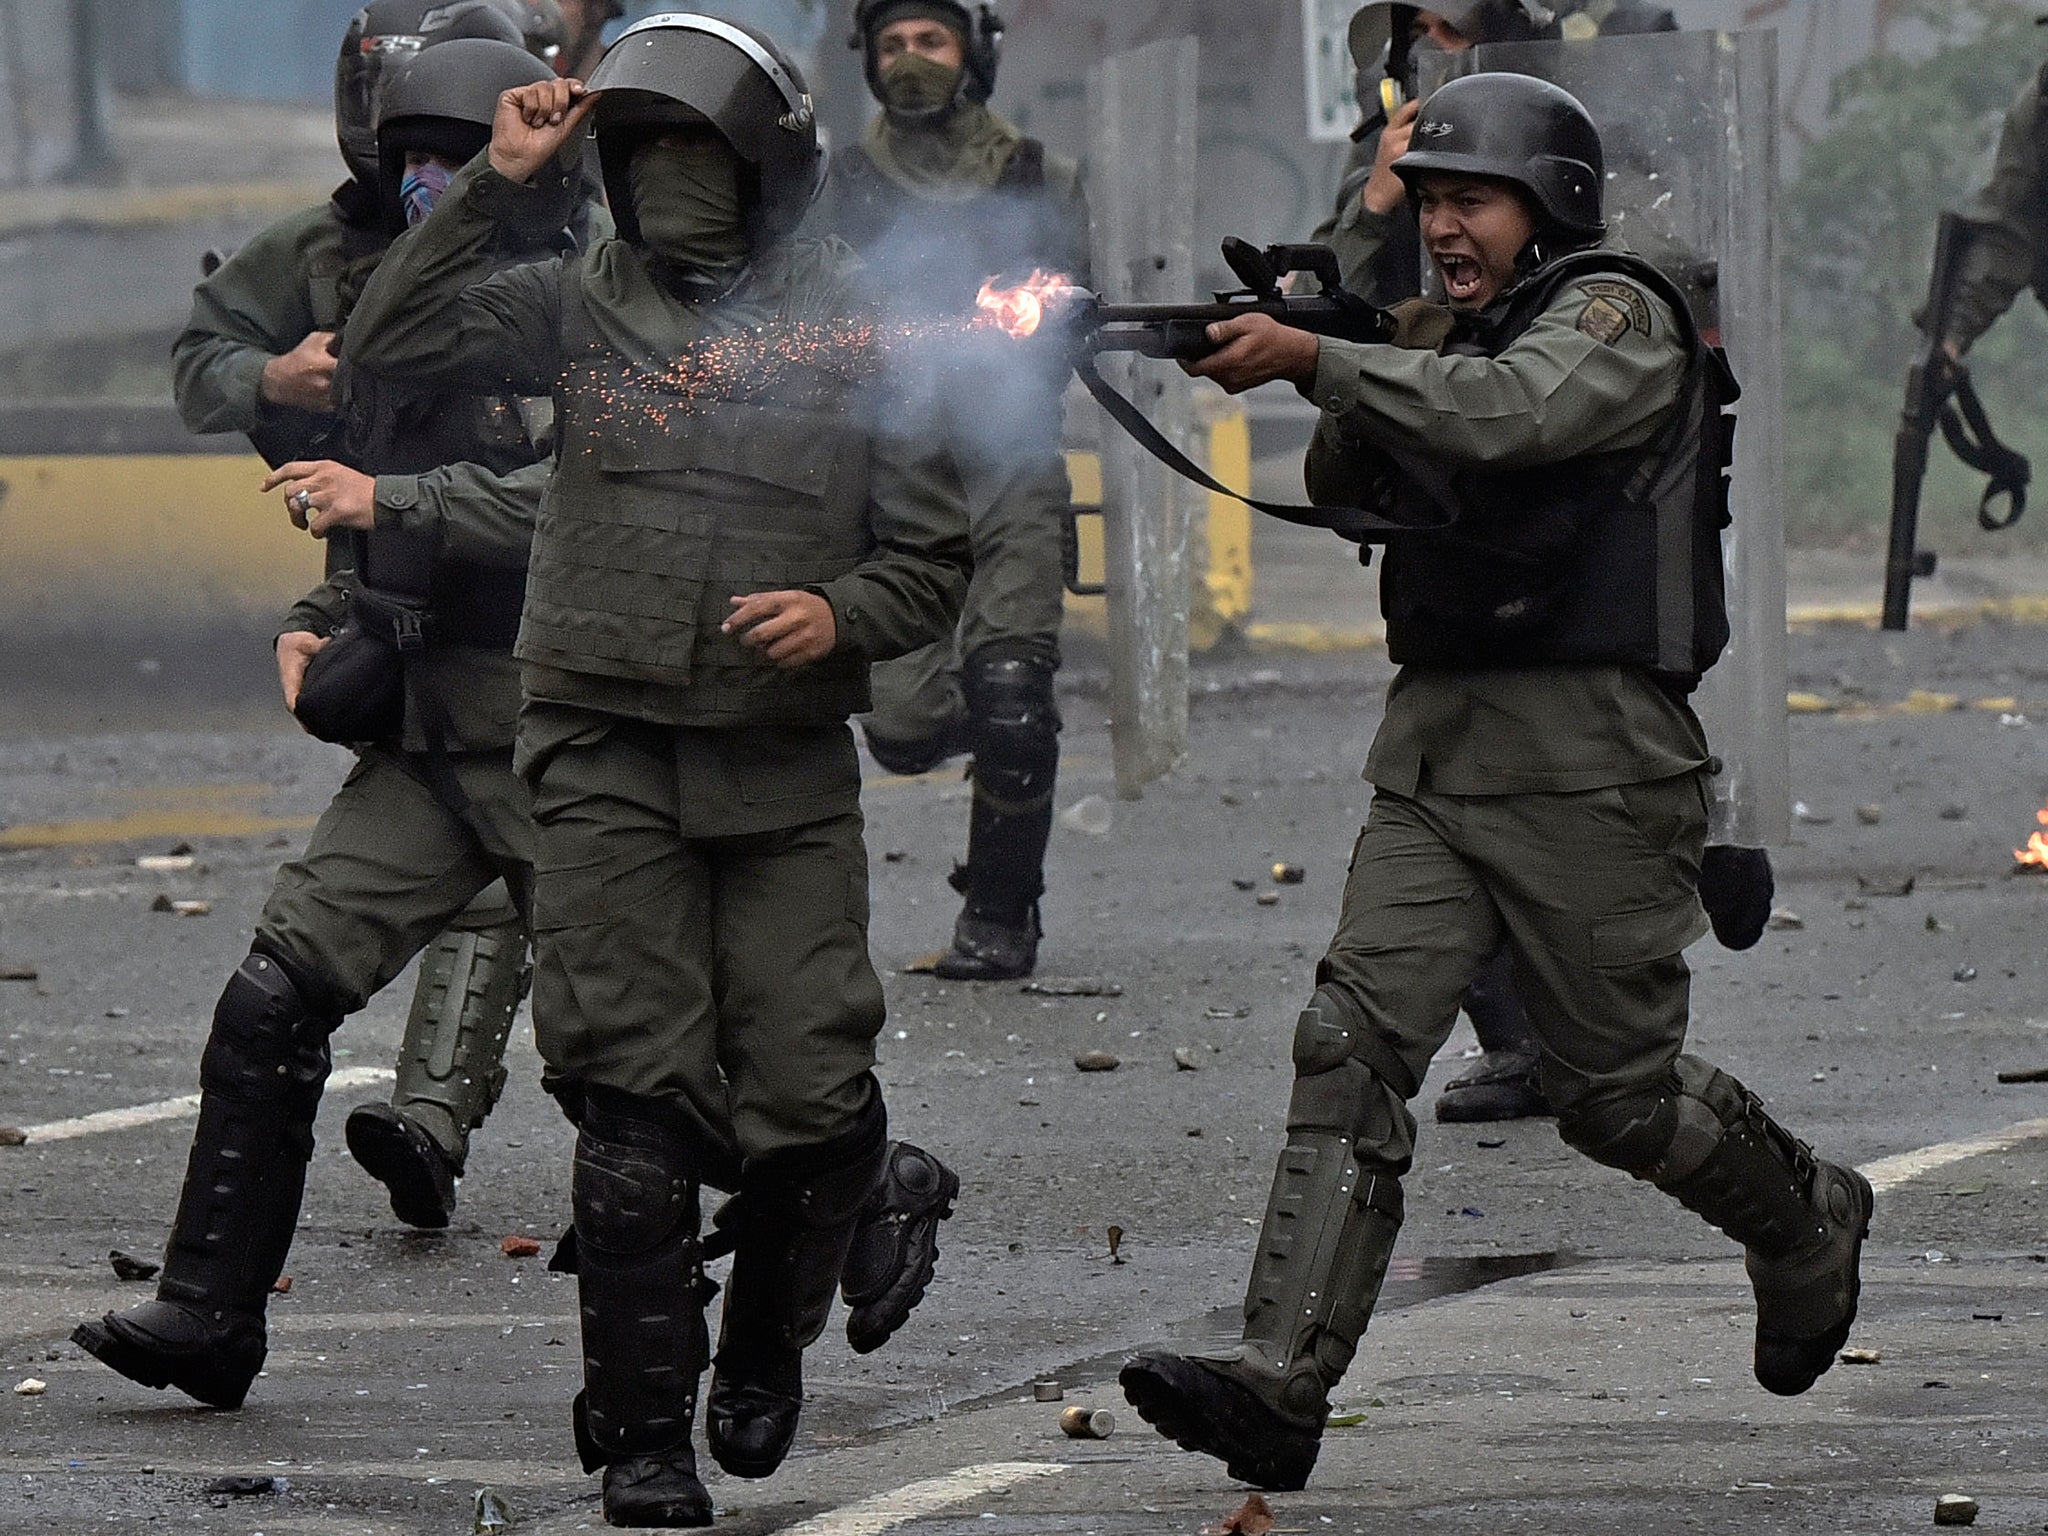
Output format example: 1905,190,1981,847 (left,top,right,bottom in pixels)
828,139,1067,305
1374,250,1736,691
